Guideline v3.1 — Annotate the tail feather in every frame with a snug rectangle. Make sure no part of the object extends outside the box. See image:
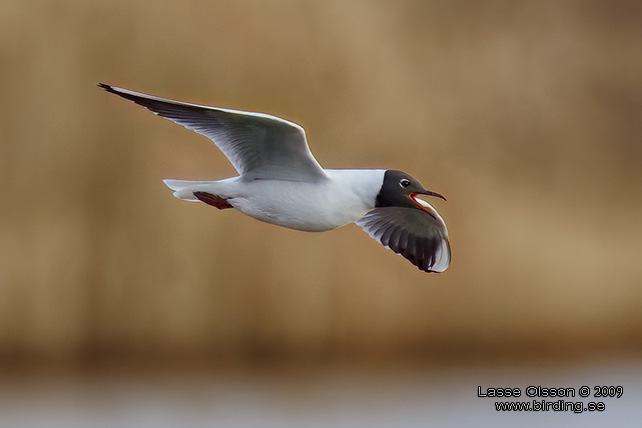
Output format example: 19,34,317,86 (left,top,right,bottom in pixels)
163,179,213,201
